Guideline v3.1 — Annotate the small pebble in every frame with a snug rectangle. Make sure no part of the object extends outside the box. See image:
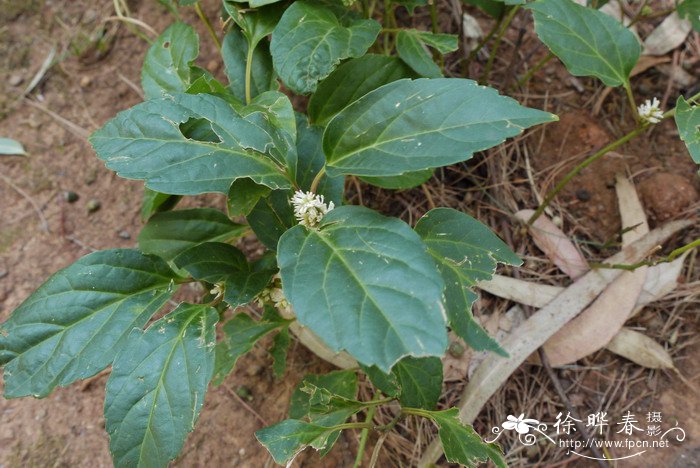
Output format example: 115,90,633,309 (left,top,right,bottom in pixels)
448,341,465,358
575,189,591,202
118,230,131,240
63,191,79,203
9,74,23,87
79,75,91,88
0,270,7,280
86,199,101,213
246,364,263,377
